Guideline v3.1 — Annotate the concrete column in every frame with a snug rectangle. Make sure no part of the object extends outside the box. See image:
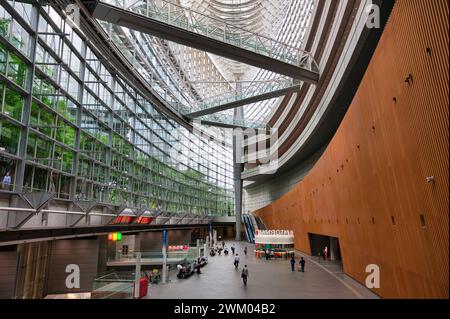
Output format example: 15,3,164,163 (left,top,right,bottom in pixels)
233,76,244,241
97,235,108,274
330,237,339,261
134,233,141,253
